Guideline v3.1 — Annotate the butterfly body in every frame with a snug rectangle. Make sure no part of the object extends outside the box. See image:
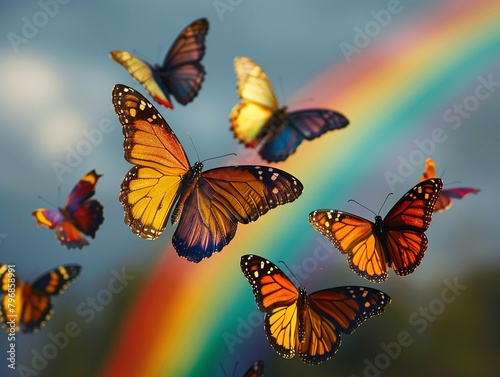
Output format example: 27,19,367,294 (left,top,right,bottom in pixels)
113,85,303,262
231,57,349,161
110,18,209,109
32,170,104,249
309,178,443,282
0,264,81,333
241,254,390,364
